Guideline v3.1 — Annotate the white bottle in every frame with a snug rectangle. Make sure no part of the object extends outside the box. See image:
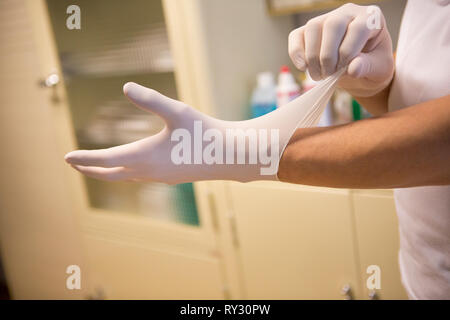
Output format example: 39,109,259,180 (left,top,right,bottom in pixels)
276,65,300,108
250,72,277,118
